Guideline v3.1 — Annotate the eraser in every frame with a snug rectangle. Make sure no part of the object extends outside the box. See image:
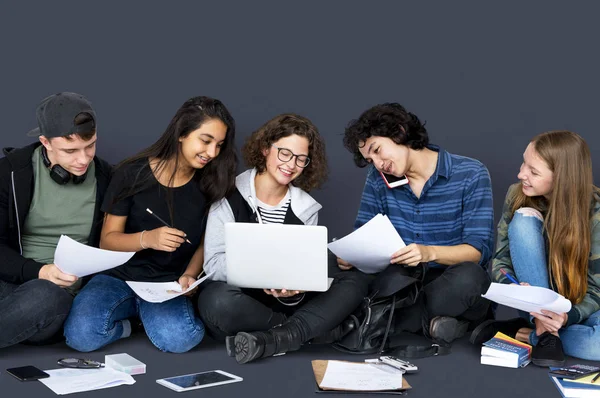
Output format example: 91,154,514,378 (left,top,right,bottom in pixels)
105,353,146,375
